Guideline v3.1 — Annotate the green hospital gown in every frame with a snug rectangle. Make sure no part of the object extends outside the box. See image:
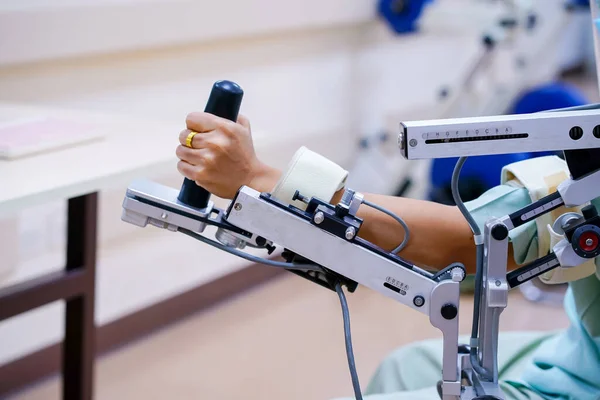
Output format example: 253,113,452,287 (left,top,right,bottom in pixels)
335,185,600,400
